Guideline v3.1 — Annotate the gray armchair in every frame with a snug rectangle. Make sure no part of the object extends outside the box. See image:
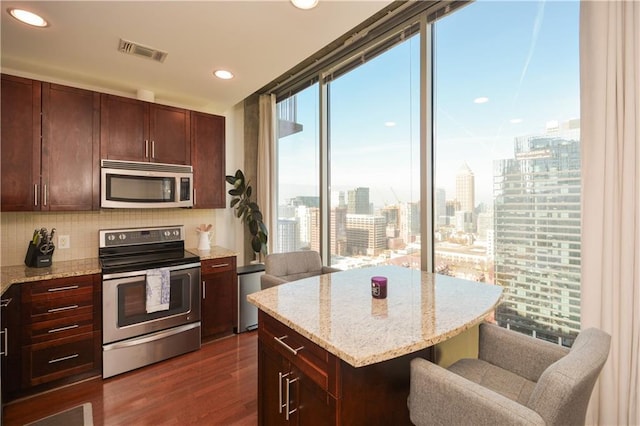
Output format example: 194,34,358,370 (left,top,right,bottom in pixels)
260,250,340,289
408,323,610,426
